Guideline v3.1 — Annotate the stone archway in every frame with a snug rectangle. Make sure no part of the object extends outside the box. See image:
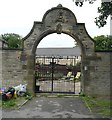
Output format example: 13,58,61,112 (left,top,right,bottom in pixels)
23,4,97,95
